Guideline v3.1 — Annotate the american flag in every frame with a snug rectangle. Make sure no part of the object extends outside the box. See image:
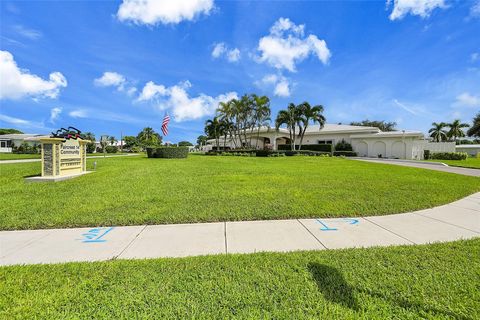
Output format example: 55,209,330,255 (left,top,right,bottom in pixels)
161,113,170,136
